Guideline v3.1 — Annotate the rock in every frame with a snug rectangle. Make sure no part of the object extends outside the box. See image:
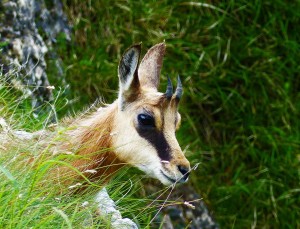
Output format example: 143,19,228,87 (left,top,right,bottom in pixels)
147,183,219,229
0,0,71,120
95,188,138,229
